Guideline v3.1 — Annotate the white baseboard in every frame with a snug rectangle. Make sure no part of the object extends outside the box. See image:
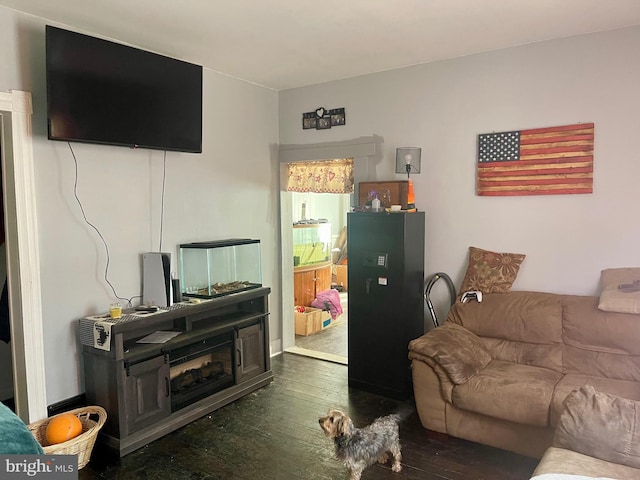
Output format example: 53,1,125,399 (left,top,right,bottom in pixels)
270,339,283,357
